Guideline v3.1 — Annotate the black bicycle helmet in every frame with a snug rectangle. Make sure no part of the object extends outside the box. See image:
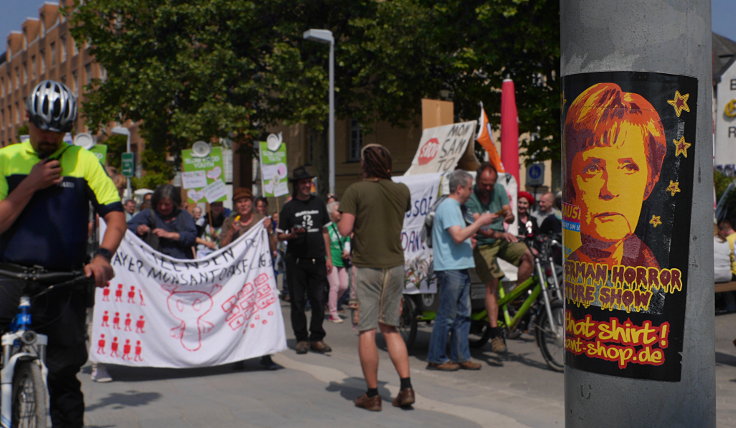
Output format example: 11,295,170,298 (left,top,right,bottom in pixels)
25,80,77,133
